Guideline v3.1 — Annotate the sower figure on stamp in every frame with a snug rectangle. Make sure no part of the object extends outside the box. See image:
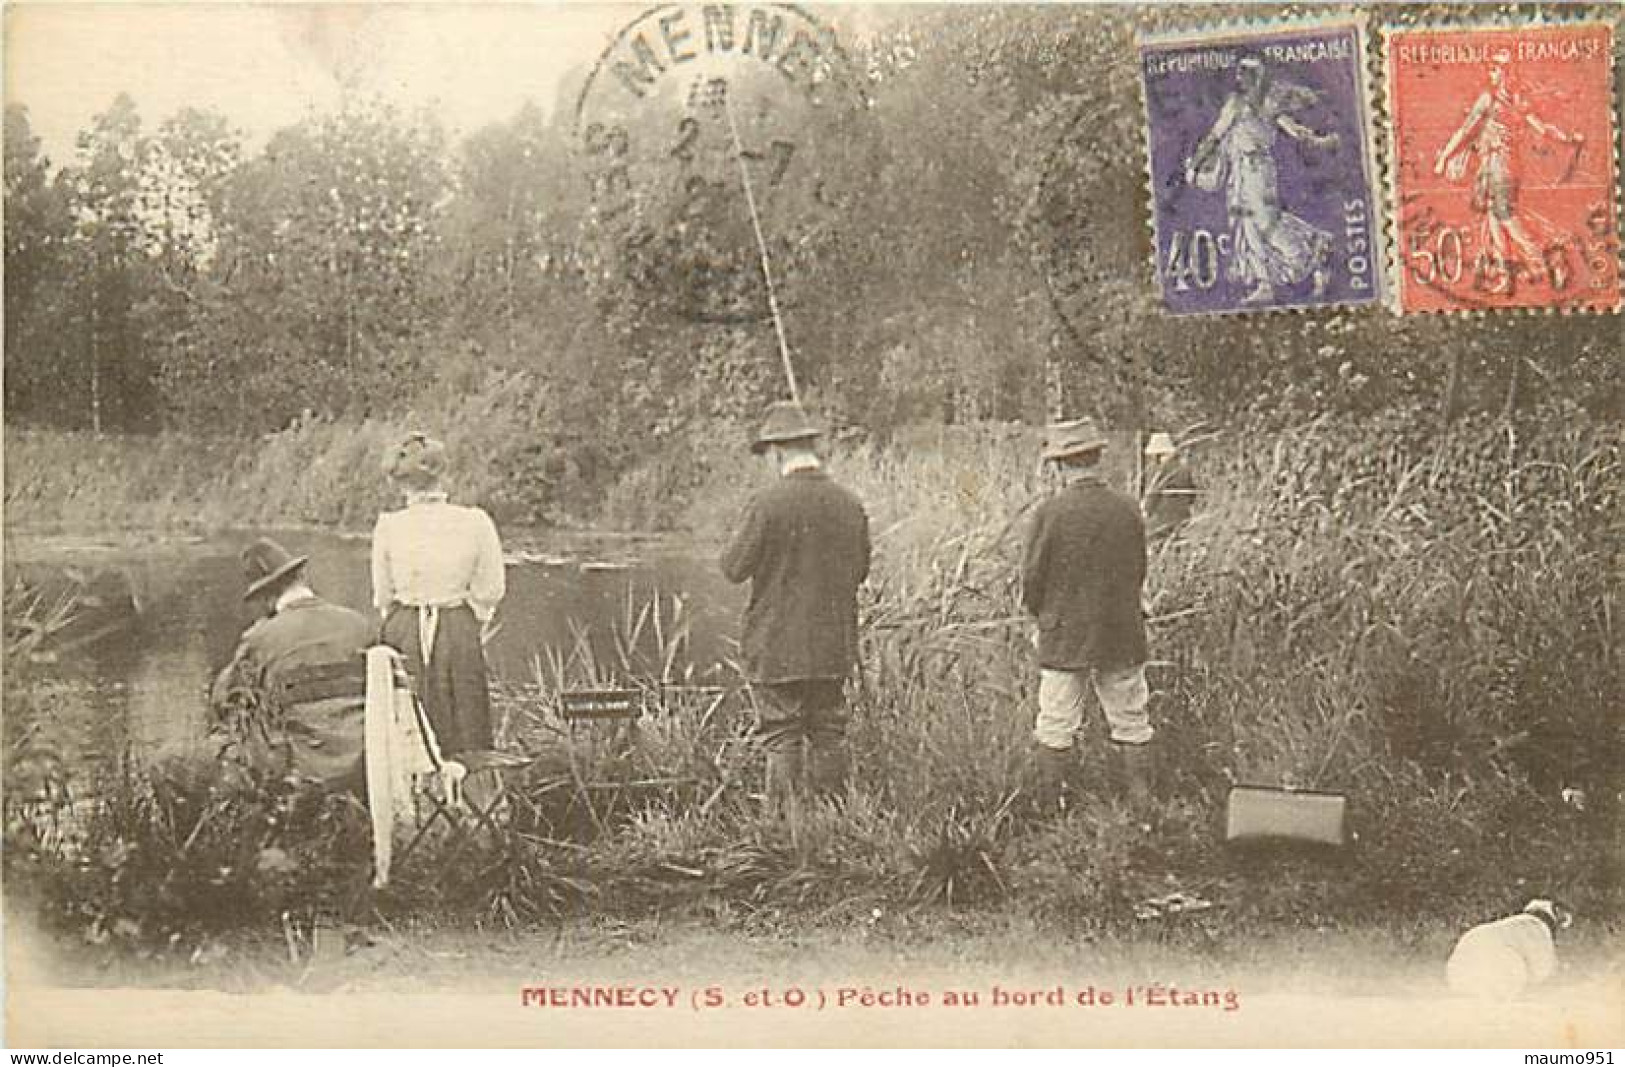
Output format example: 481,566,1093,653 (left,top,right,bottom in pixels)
1185,55,1339,305
1022,418,1154,815
721,401,871,813
210,538,374,796
1432,49,1583,286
